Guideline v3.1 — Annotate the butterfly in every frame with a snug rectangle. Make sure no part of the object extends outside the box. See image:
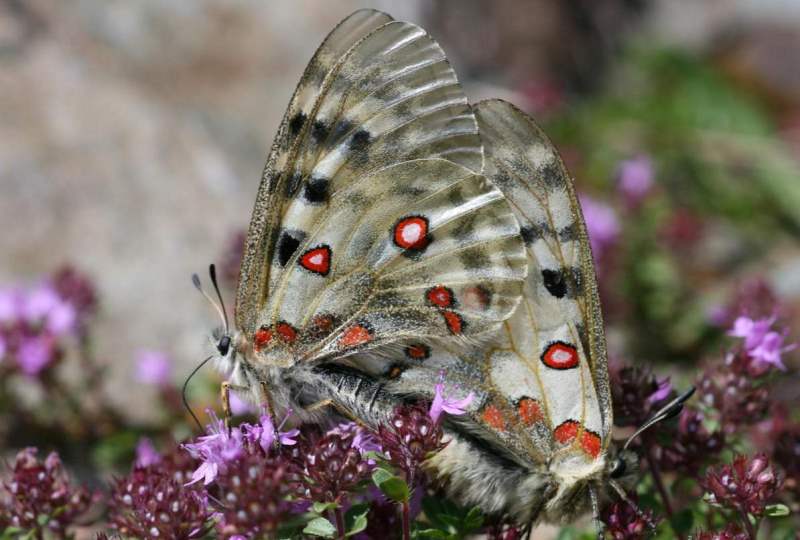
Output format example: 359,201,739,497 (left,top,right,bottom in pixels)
214,9,526,430
204,8,692,534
